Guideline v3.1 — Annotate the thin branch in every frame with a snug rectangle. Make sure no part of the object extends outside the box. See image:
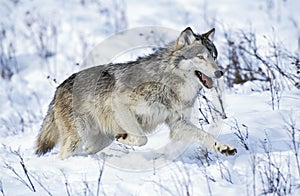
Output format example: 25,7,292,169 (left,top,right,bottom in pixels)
82,180,94,196
4,150,36,192
30,174,52,196
96,154,106,196
19,156,35,192
4,162,34,192
61,170,71,196
0,180,5,196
